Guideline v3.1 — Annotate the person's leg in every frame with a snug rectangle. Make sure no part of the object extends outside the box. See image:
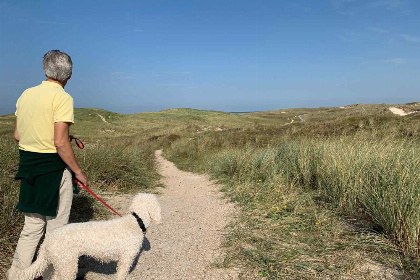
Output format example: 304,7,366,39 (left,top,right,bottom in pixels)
46,168,73,232
43,168,73,280
11,213,46,269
